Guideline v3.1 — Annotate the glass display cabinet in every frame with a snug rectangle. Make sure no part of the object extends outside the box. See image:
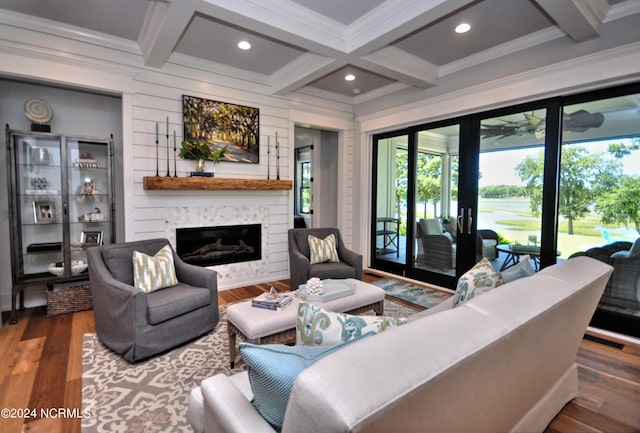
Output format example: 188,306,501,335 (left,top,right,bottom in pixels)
6,125,114,323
